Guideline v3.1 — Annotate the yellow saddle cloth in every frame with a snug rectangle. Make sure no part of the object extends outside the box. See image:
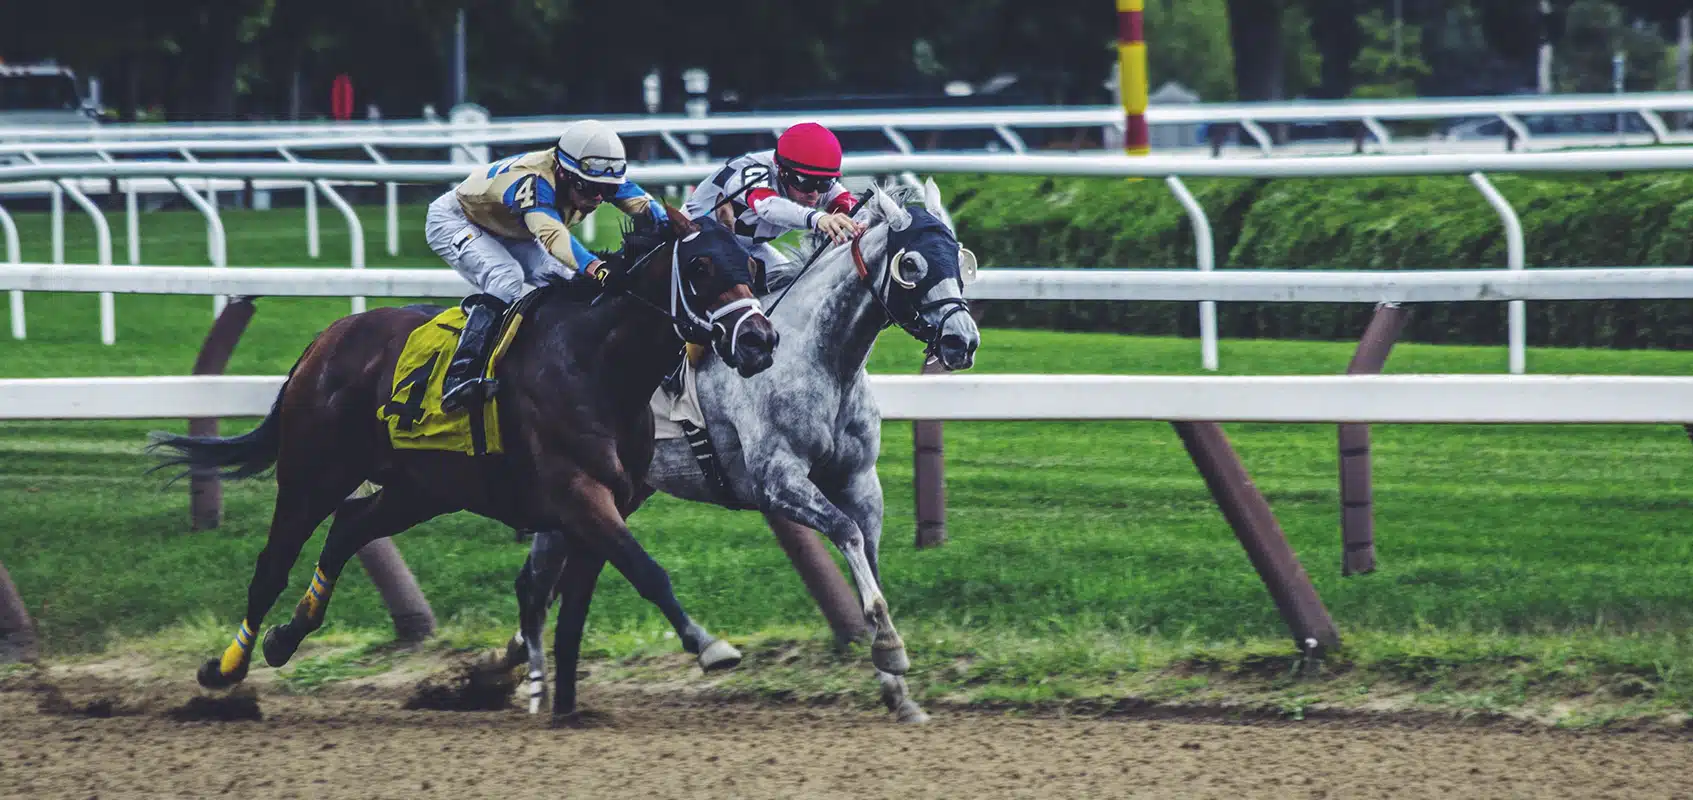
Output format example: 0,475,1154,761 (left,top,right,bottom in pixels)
378,305,523,456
